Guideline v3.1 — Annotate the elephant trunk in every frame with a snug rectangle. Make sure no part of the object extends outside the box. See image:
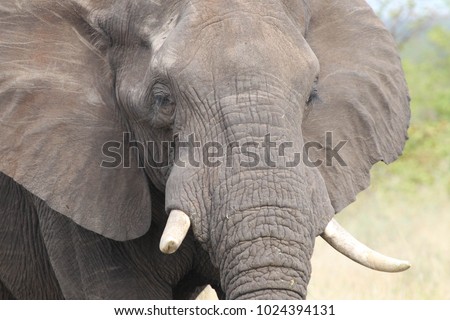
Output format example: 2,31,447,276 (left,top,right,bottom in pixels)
216,206,314,300
209,164,318,299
